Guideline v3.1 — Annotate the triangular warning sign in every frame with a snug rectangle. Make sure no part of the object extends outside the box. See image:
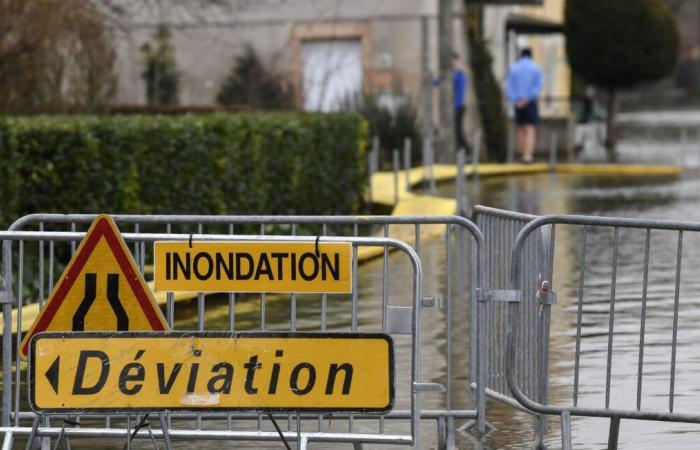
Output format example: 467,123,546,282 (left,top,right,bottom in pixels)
20,215,168,357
